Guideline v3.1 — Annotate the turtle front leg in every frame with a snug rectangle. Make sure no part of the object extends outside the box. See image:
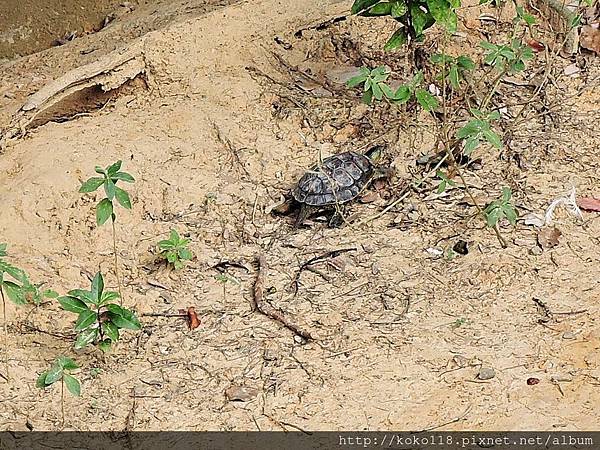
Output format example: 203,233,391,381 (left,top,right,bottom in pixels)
328,207,345,228
293,204,313,229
